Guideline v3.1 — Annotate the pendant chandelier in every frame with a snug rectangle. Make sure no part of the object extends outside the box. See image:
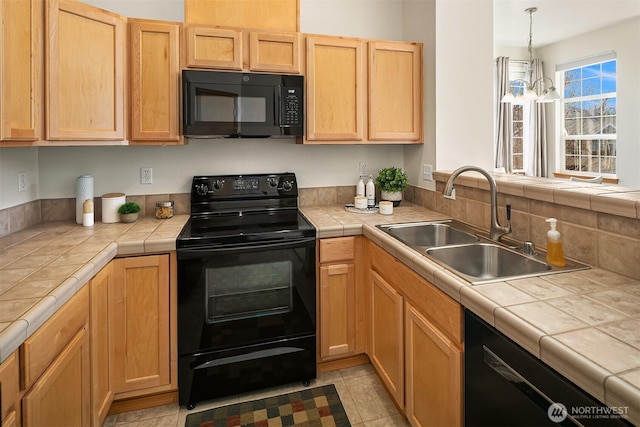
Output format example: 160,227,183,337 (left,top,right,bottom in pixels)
501,7,561,104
